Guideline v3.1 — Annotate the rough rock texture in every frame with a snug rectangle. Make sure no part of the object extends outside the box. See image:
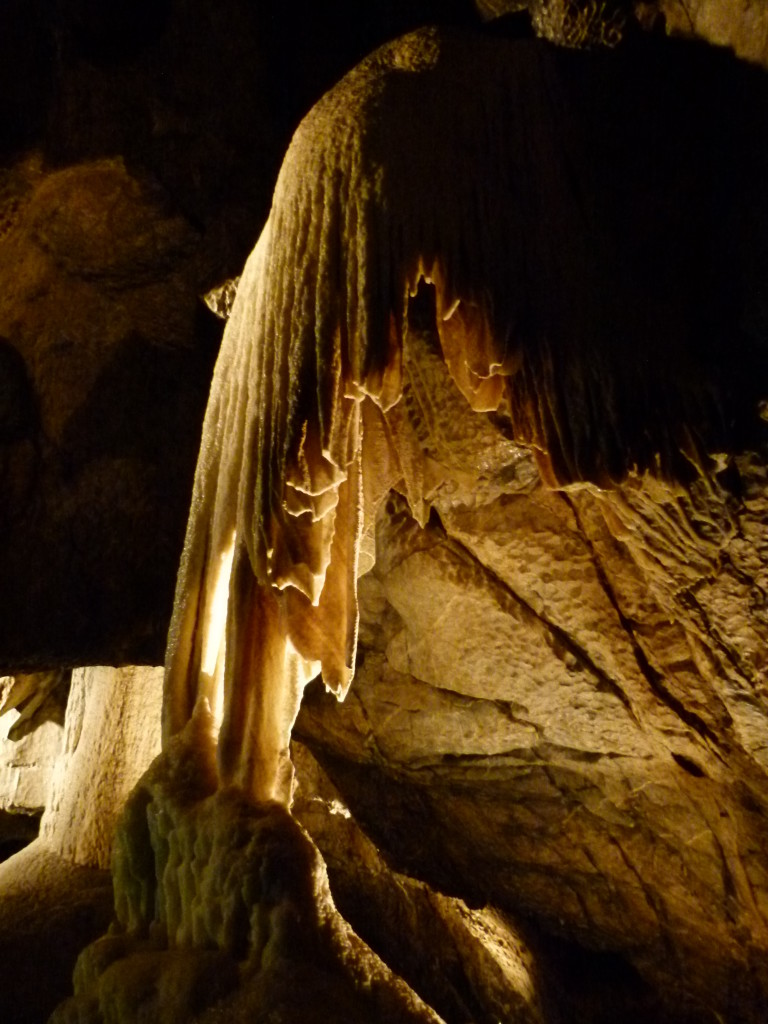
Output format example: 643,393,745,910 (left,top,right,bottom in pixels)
0,155,219,667
658,0,768,65
0,671,69,861
105,20,768,1024
0,671,70,741
0,667,162,1024
0,842,113,1024
0,716,59,862
162,19,768,814
478,0,768,68
52,711,443,1024
0,672,67,819
296,448,768,1021
292,739,717,1023
0,0,478,671
292,741,548,1024
41,665,163,868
